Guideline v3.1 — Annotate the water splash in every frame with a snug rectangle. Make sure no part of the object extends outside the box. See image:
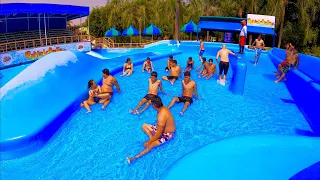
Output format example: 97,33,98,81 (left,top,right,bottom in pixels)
86,51,109,59
0,51,78,99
